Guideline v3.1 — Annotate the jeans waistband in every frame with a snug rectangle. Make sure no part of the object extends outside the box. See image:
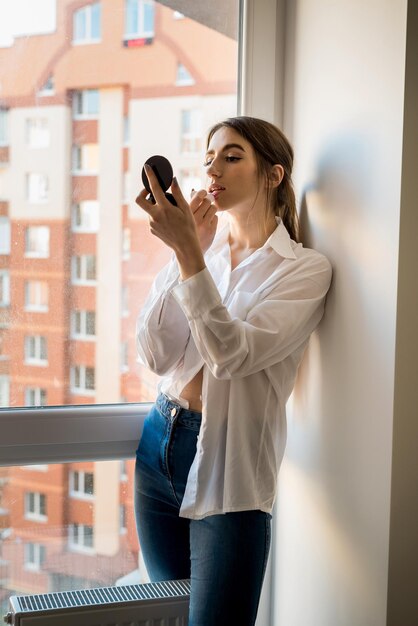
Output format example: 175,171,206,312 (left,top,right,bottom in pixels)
156,392,202,429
